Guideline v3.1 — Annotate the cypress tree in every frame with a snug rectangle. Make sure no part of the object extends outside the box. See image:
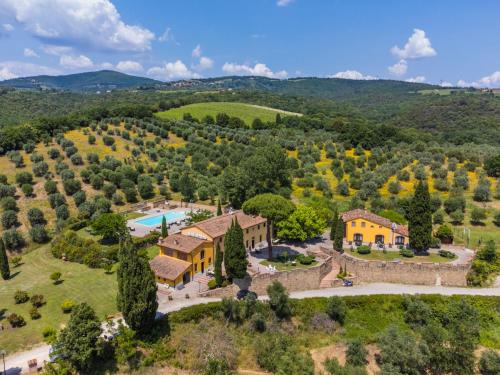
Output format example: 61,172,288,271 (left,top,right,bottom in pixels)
330,208,338,240
214,242,223,286
117,242,158,334
409,181,432,253
0,238,10,280
217,199,222,216
161,216,168,238
334,216,344,252
224,219,247,280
